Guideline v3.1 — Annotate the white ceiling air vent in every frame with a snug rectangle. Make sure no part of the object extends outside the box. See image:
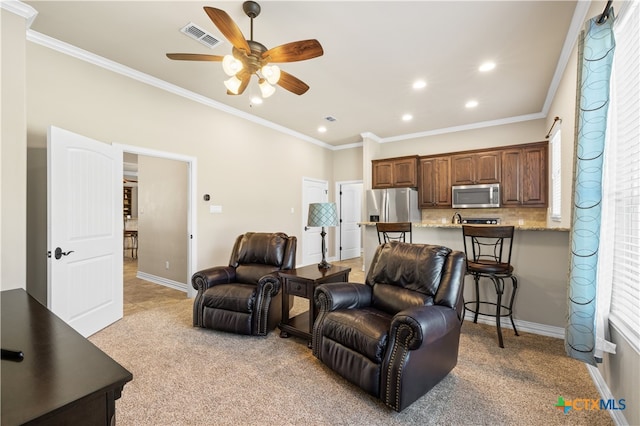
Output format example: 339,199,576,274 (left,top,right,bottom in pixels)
180,22,223,50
